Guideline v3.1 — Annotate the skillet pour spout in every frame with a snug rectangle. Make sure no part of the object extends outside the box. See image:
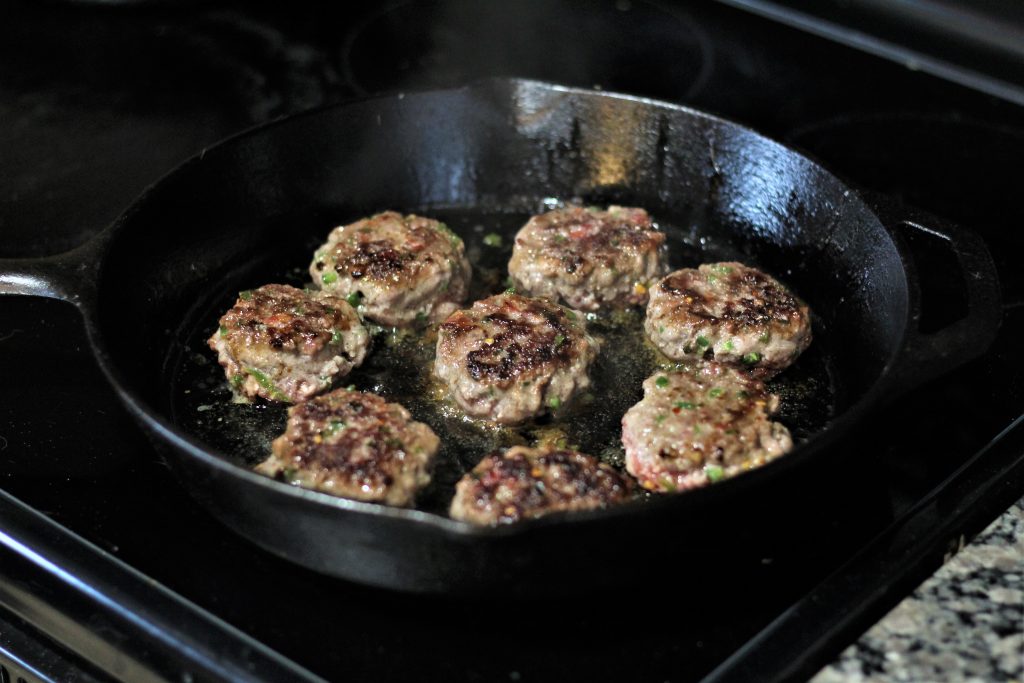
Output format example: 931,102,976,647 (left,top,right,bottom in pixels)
0,78,1000,594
